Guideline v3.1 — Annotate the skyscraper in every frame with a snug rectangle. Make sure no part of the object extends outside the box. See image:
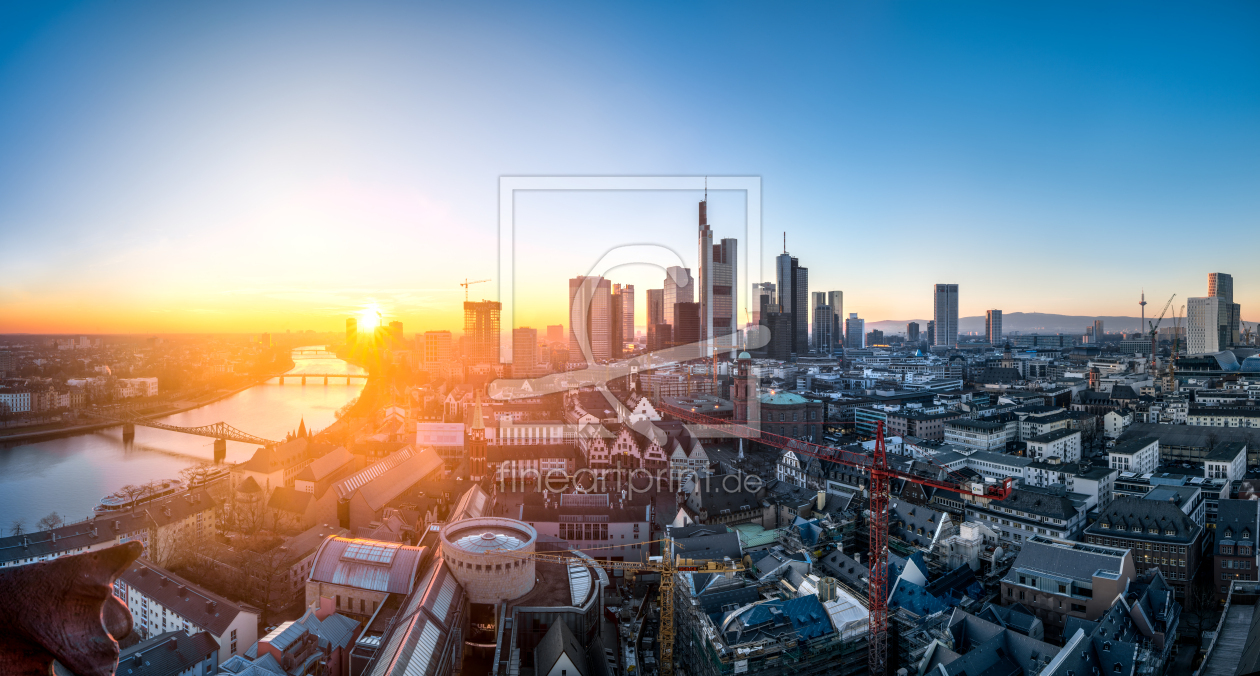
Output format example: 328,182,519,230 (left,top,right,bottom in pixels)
793,265,809,355
907,322,920,343
646,288,665,352
463,301,502,364
610,289,624,358
1209,272,1241,345
812,292,827,349
673,302,701,356
697,198,737,351
812,305,833,351
845,313,865,349
933,284,959,348
663,266,693,329
750,282,775,326
422,330,453,364
616,283,635,346
546,325,565,344
926,321,935,346
512,327,538,378
986,310,1003,345
569,276,611,363
1093,319,1105,344
388,321,404,346
827,291,844,349
1187,296,1231,354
